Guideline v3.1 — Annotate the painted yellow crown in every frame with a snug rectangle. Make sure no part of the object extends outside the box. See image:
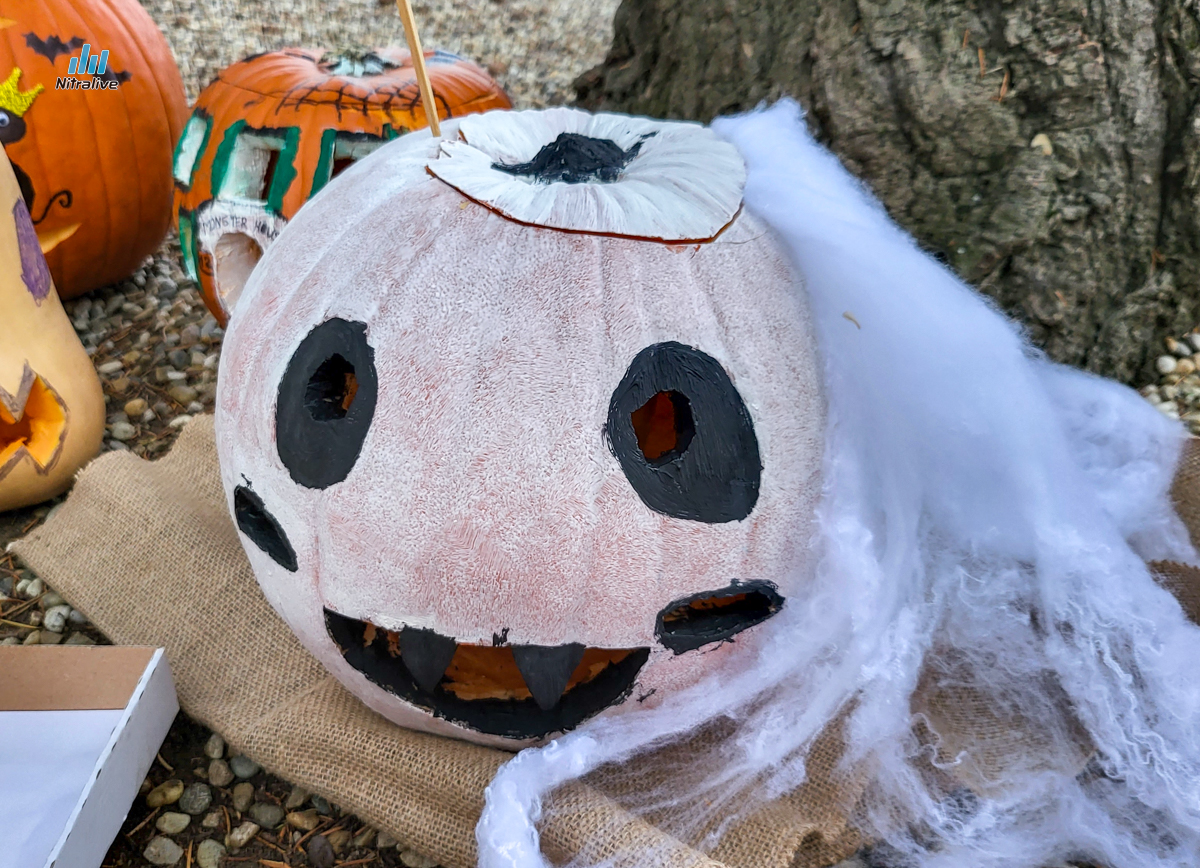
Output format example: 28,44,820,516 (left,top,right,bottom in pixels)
0,68,43,118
